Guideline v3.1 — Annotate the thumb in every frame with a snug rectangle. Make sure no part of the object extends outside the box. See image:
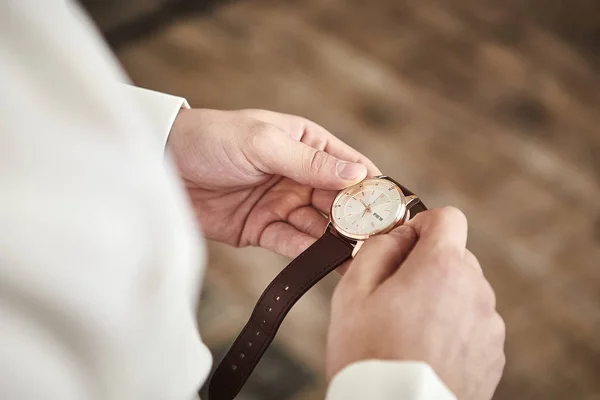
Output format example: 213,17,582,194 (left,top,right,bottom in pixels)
250,128,368,189
341,225,418,296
